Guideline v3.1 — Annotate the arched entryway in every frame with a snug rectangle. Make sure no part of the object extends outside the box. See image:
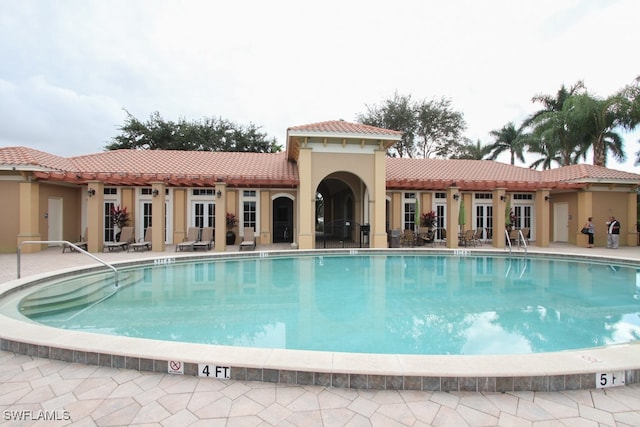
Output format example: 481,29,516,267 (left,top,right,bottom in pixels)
315,173,369,248
273,196,294,243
